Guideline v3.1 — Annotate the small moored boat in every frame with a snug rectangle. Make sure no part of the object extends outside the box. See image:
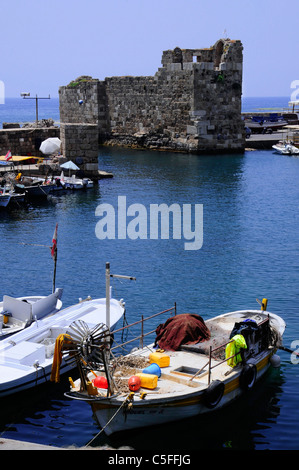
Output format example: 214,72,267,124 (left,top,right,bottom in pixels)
15,176,56,199
0,296,125,397
64,299,286,436
0,184,26,208
53,172,94,191
0,263,131,397
272,142,299,155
